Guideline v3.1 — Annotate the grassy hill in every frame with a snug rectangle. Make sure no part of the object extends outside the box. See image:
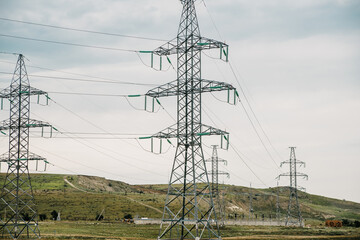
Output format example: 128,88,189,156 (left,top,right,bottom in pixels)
0,173,359,225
